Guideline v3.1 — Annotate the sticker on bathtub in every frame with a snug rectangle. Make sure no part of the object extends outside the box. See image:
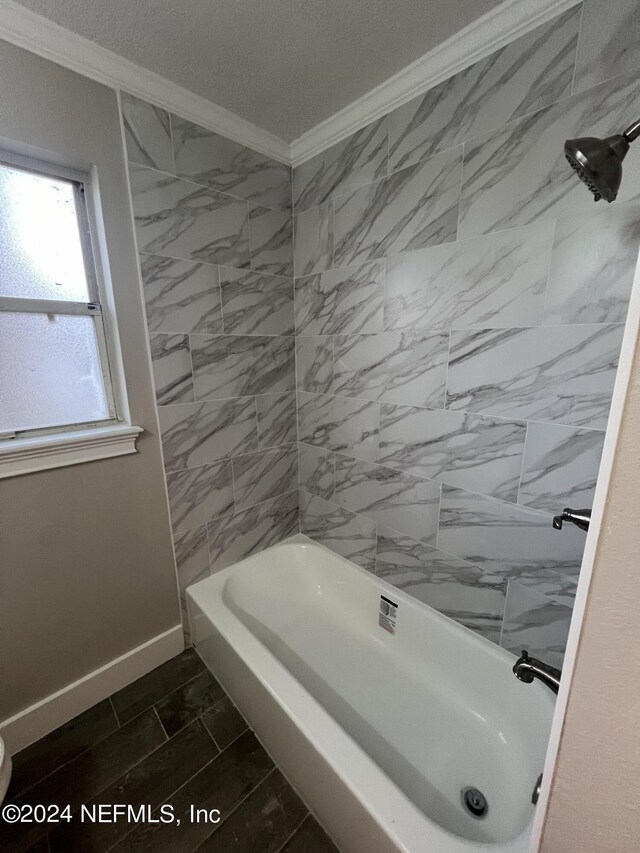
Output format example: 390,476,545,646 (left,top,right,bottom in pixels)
379,595,398,635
